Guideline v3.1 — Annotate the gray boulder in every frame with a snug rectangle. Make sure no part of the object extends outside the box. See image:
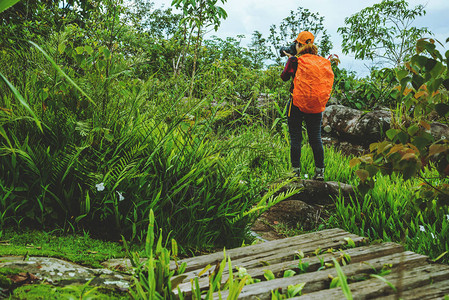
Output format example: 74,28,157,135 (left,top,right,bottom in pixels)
323,105,391,145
